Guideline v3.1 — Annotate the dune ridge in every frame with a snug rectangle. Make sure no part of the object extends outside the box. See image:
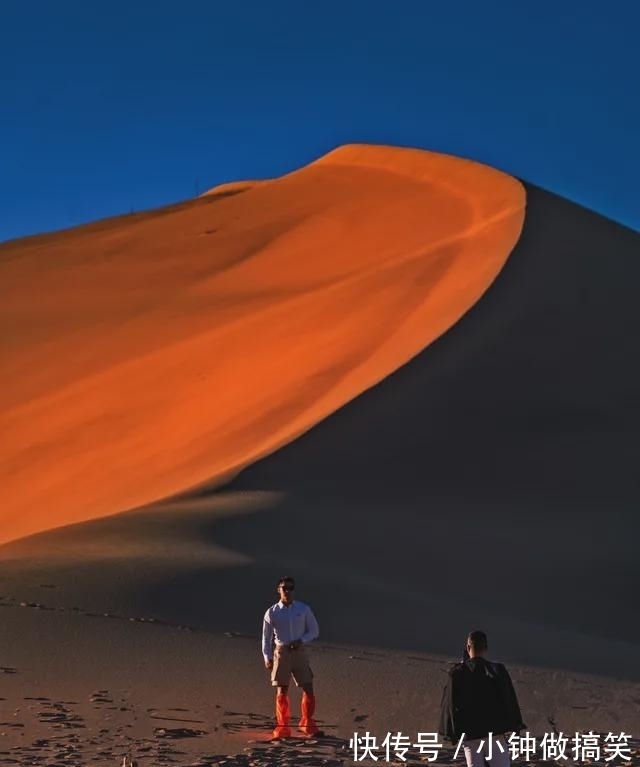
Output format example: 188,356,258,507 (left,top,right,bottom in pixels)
0,144,525,544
